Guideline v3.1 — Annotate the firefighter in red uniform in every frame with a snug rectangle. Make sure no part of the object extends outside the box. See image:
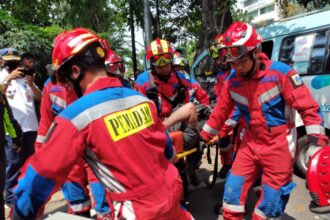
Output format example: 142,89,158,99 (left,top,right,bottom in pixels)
208,33,237,178
12,28,193,220
200,22,328,220
135,38,203,187
36,70,110,218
